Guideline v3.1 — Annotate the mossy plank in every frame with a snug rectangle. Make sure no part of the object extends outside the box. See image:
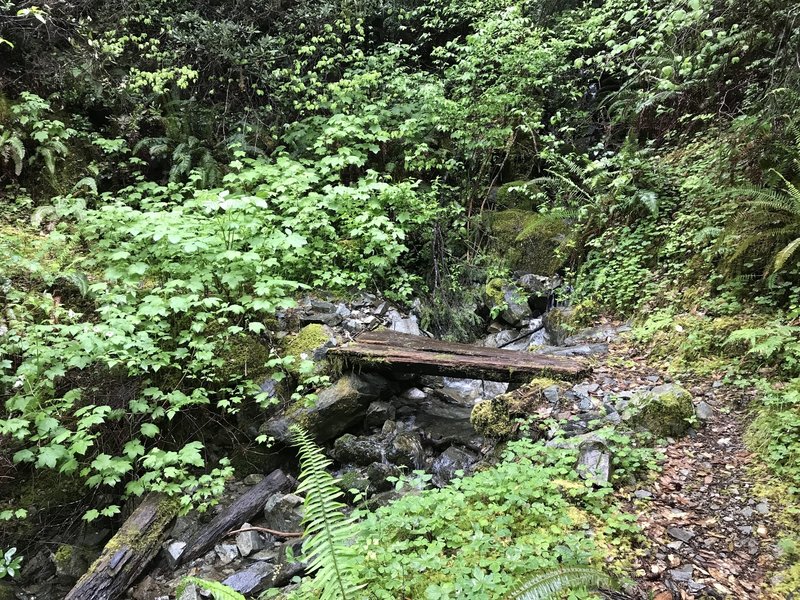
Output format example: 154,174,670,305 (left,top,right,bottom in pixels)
329,331,588,381
64,493,178,600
